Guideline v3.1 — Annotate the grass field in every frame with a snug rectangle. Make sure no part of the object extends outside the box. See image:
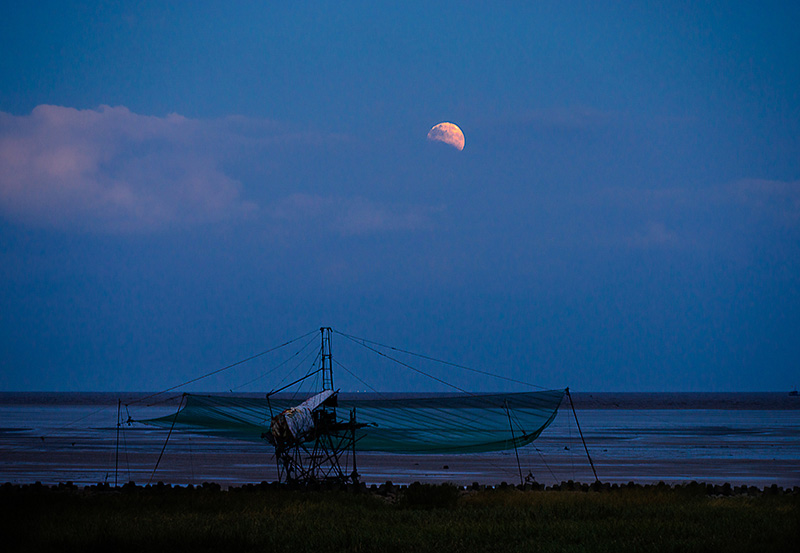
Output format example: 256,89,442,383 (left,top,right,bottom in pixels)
2,481,797,552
